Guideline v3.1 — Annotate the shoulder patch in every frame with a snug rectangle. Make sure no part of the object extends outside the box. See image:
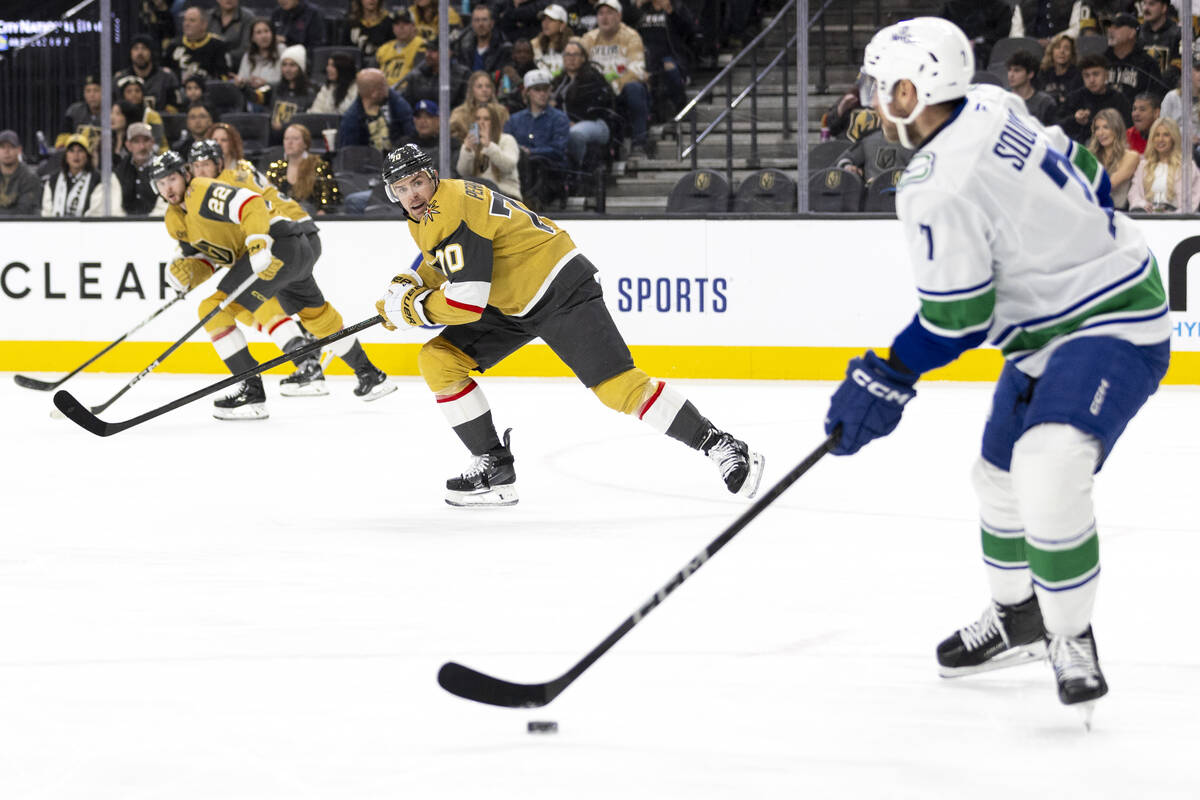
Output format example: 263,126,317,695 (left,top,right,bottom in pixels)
899,152,935,188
